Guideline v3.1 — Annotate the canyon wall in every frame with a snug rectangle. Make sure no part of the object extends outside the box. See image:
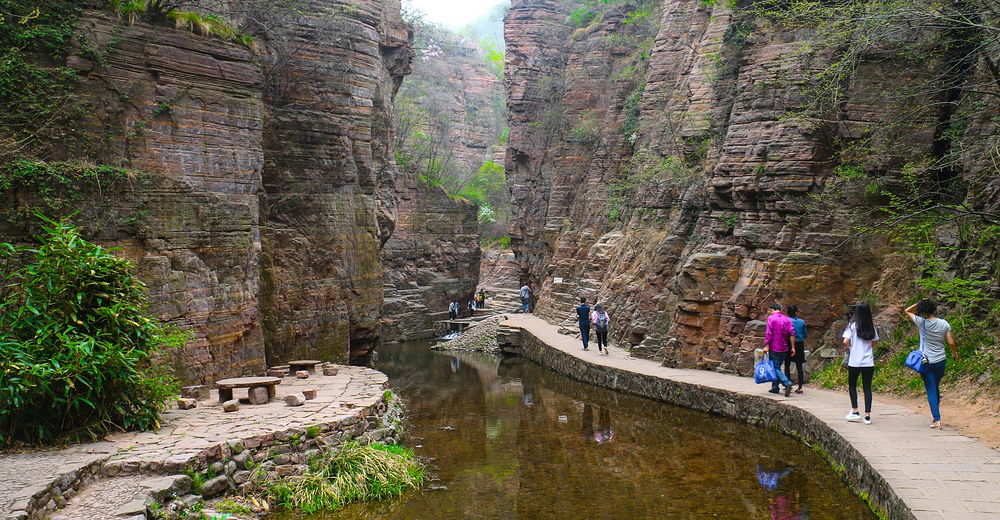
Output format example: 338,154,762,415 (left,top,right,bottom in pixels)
0,1,414,381
504,0,999,374
381,179,480,341
259,0,413,365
